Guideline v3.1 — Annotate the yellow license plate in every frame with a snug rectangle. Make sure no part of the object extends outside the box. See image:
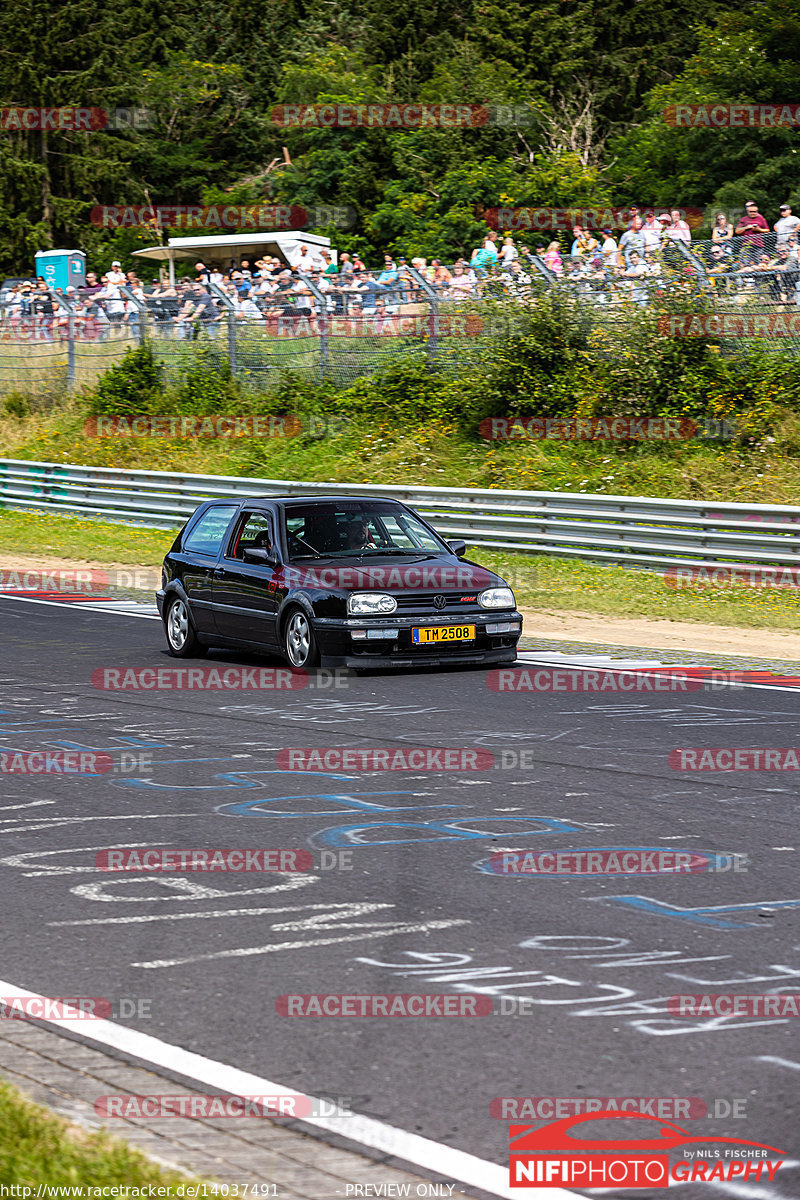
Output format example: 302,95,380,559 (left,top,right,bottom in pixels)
412,625,475,644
